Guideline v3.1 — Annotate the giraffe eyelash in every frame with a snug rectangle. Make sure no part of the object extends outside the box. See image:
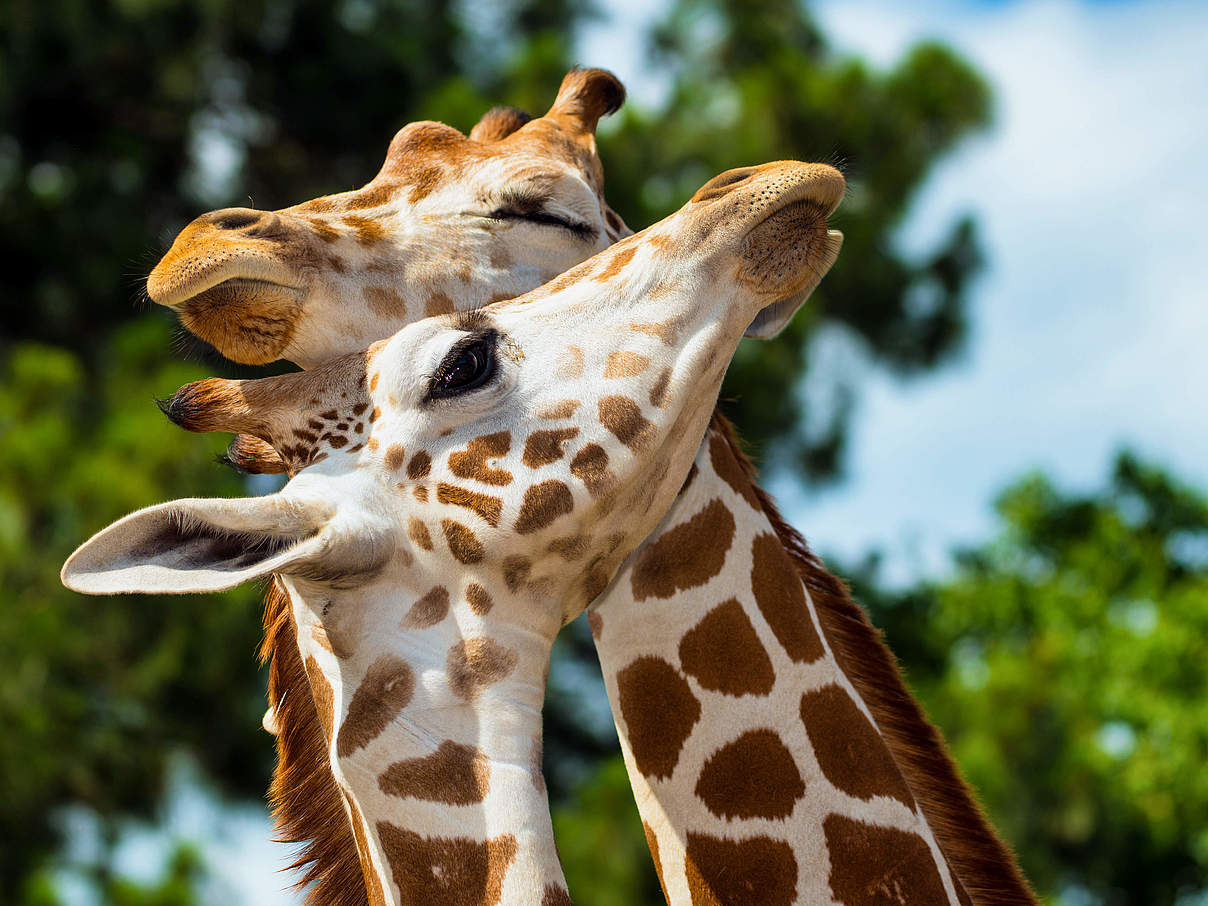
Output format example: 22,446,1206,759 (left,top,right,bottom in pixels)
488,188,597,241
